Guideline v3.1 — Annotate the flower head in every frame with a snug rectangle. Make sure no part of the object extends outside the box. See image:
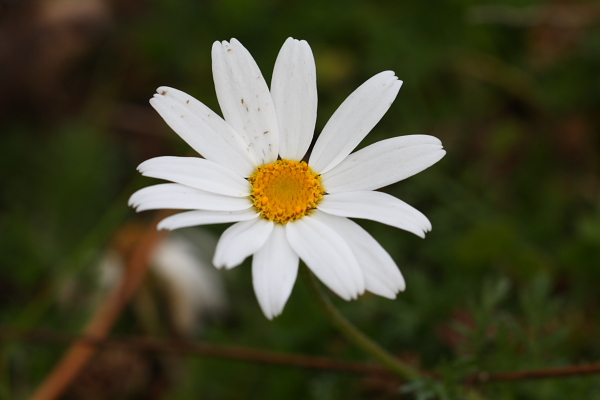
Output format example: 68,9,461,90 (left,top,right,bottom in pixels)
129,38,446,319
